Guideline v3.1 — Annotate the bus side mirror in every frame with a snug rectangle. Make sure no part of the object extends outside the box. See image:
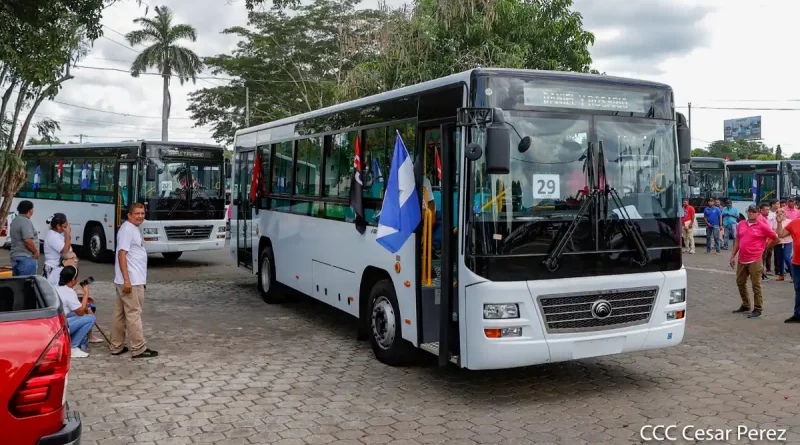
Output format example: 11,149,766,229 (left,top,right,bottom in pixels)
676,112,691,165
688,174,697,187
146,164,157,181
225,161,231,178
484,108,511,175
